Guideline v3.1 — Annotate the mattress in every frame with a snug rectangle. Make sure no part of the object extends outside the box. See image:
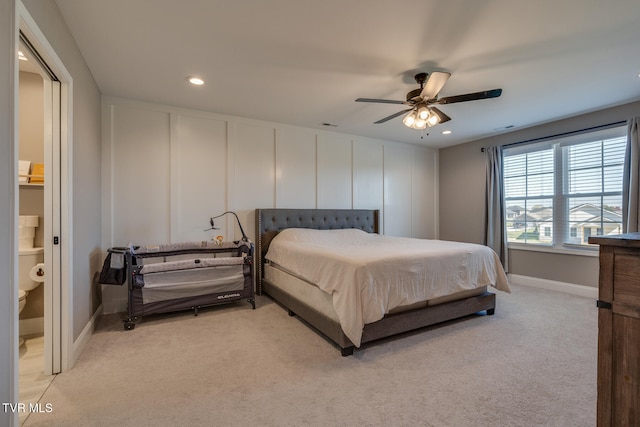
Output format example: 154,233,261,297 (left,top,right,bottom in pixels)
265,228,510,346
